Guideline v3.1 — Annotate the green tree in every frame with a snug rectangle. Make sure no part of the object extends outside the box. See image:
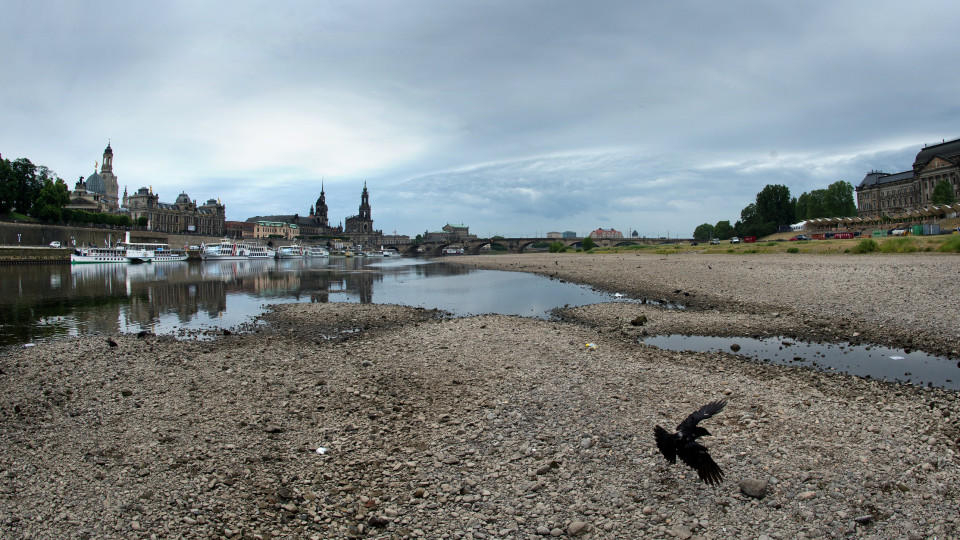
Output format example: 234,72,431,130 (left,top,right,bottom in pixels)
33,177,70,221
795,181,856,219
755,184,795,230
0,157,14,213
735,203,775,237
693,223,715,242
932,179,957,204
713,220,734,240
581,236,596,250
824,180,857,216
548,241,567,253
137,216,148,226
9,158,42,215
